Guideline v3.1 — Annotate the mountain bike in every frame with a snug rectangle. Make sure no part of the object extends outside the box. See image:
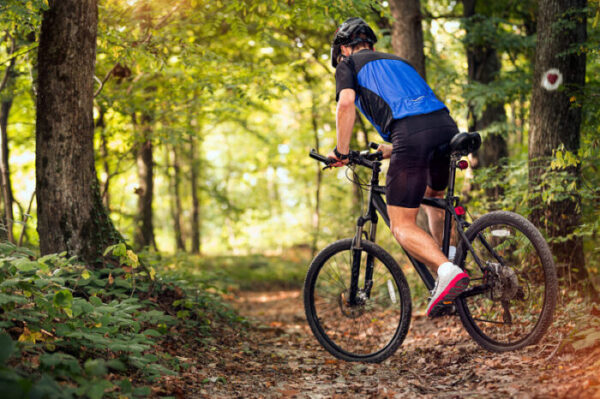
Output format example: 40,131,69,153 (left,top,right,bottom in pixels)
304,132,558,362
